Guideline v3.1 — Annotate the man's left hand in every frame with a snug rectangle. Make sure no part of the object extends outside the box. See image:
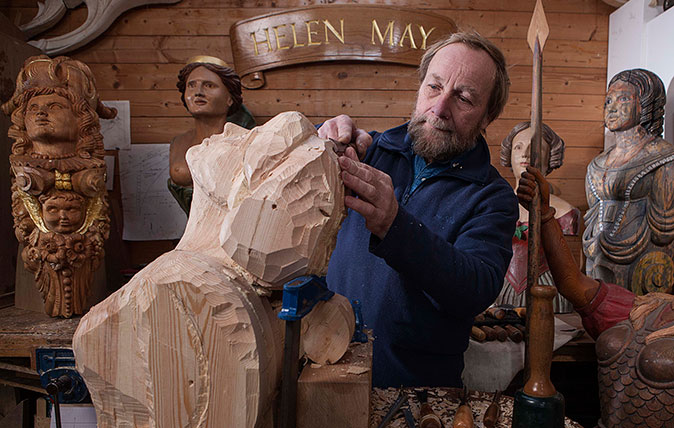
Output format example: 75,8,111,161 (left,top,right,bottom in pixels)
339,147,398,239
